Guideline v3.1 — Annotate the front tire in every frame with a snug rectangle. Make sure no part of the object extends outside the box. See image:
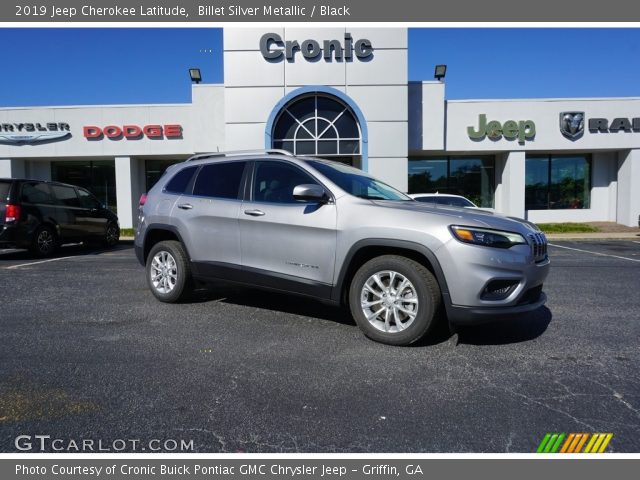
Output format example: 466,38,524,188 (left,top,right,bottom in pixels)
30,225,58,258
146,240,192,303
103,222,120,248
349,255,441,346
